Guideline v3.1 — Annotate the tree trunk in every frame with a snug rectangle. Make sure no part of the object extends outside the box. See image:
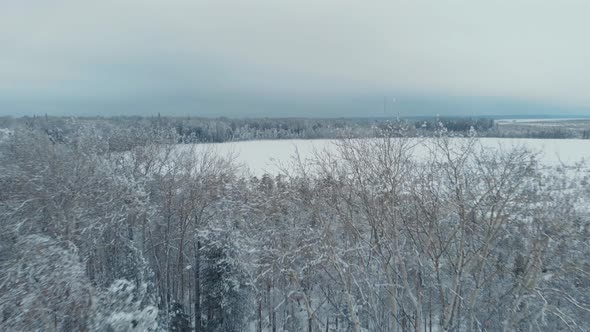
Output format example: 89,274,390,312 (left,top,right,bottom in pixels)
194,241,201,332
268,282,274,332
258,299,263,332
